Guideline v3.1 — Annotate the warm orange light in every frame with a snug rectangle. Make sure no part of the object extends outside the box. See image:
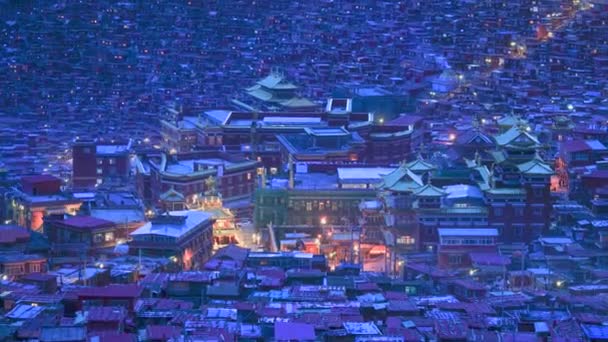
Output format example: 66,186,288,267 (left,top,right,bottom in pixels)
183,248,193,270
